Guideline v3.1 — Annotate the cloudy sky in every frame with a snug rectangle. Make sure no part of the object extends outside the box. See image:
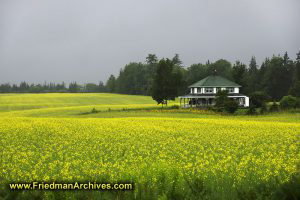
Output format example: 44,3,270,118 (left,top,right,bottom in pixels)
0,0,299,84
